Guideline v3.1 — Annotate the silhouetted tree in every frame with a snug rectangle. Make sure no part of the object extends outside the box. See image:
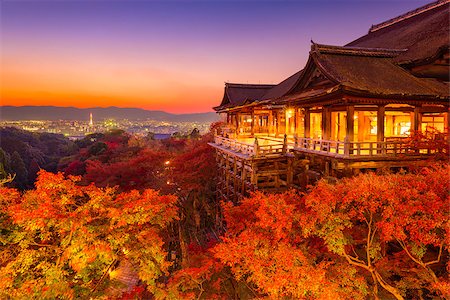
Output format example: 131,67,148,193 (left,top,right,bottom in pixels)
10,151,28,189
